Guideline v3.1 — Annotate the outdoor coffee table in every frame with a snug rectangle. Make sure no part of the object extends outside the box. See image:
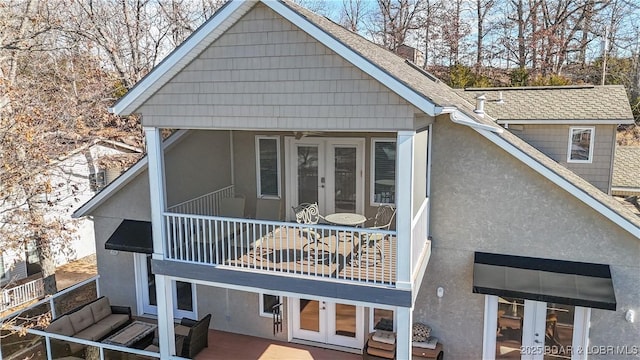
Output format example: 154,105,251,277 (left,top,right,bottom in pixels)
102,321,157,348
